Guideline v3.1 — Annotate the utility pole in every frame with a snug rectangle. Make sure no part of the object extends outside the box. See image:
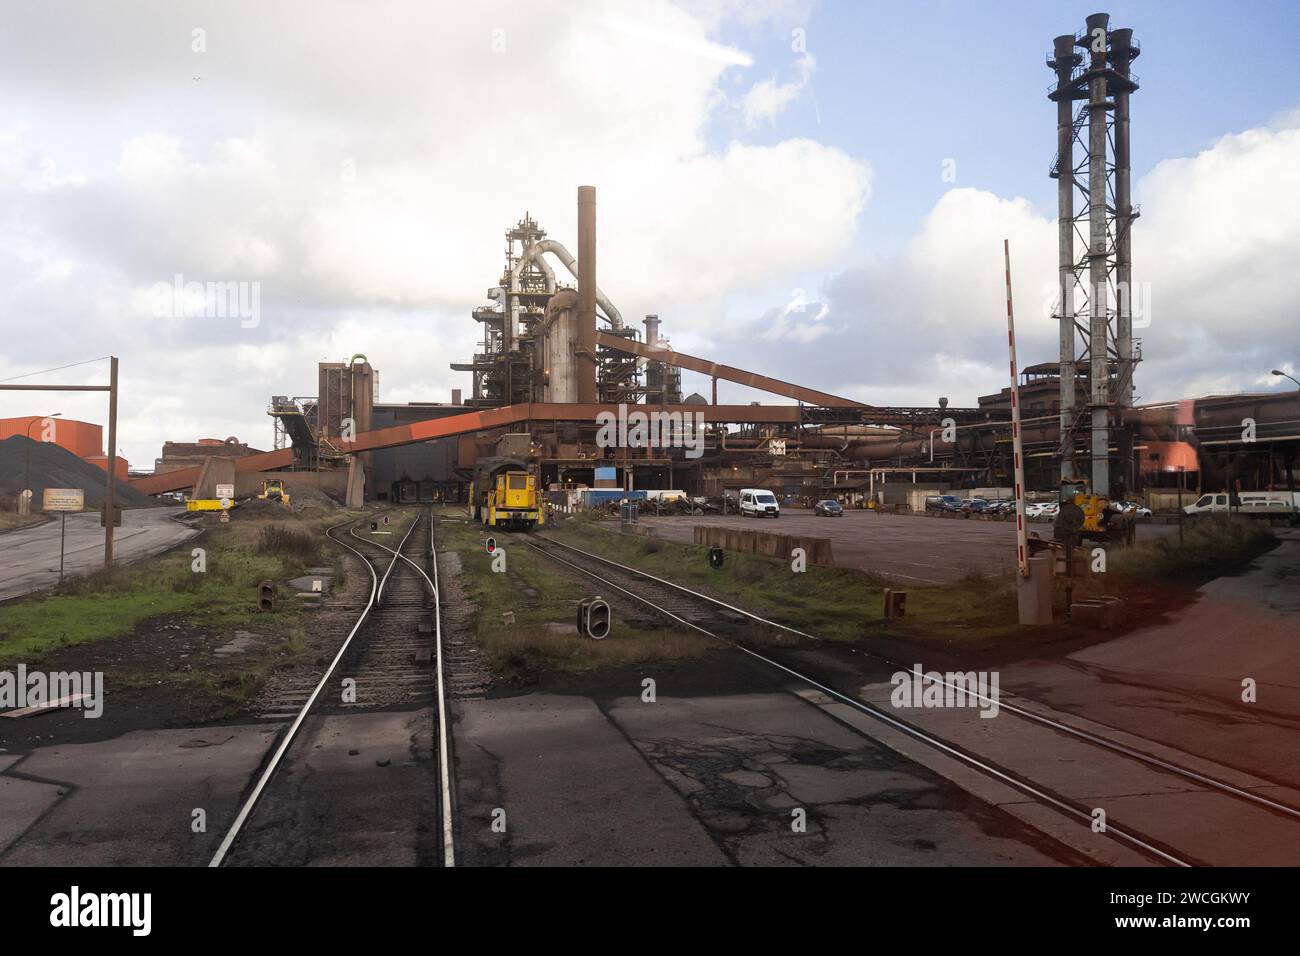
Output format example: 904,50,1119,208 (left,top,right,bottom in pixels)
1004,240,1029,581
0,356,120,570
105,356,119,567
